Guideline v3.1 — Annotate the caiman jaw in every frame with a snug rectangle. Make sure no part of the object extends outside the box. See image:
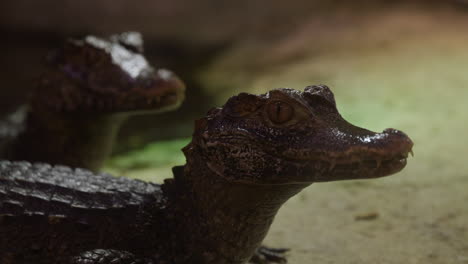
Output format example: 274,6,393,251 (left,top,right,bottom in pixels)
301,128,414,182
